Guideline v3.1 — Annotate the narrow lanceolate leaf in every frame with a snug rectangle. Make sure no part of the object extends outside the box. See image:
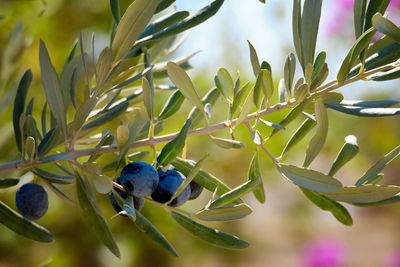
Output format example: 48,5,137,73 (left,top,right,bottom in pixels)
167,62,206,120
236,87,254,127
88,130,114,162
82,101,129,131
373,13,400,44
329,135,359,176
364,0,391,32
0,201,54,243
231,82,249,117
38,127,60,157
142,77,154,121
301,188,353,226
134,210,179,257
323,185,400,203
96,47,112,89
340,99,399,108
350,194,400,207
248,151,265,203
209,136,245,149
157,118,192,166
278,164,342,193
121,196,136,221
71,97,98,132
111,0,161,61
158,90,184,120
337,27,376,84
325,103,400,117
247,40,260,77
215,68,233,100
13,70,32,152
355,145,400,186
171,158,240,201
195,204,252,221
300,0,322,69
130,0,224,54
278,79,287,103
171,211,249,249
110,0,121,24
127,151,150,162
292,0,303,68
254,69,273,108
39,40,67,139
354,0,367,39
140,10,189,39
75,171,120,258
209,179,260,209
270,97,312,138
167,154,209,205
303,98,328,167
284,52,296,99
188,88,220,129
281,118,316,158
0,178,19,188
